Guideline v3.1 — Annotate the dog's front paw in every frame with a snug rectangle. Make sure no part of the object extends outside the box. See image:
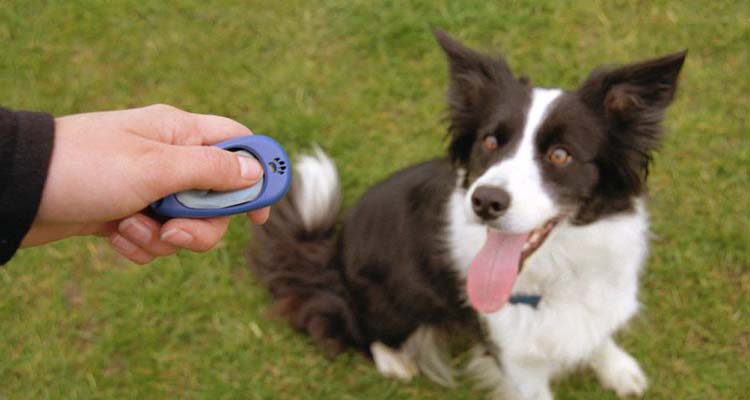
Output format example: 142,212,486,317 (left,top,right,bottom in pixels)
595,350,647,397
371,342,418,381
